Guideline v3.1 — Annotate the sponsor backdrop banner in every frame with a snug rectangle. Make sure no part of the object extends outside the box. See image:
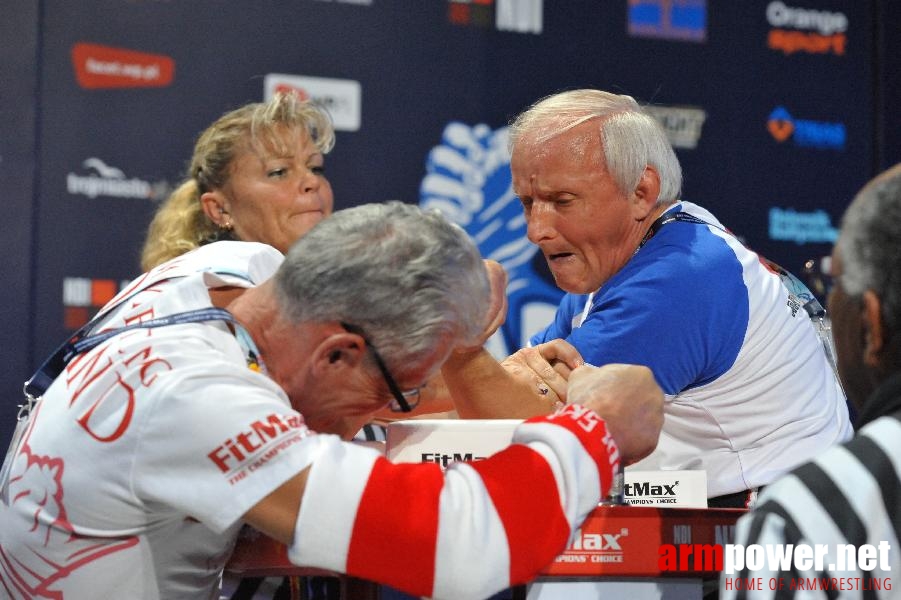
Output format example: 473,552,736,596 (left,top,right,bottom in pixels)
1,0,897,444
0,2,40,447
